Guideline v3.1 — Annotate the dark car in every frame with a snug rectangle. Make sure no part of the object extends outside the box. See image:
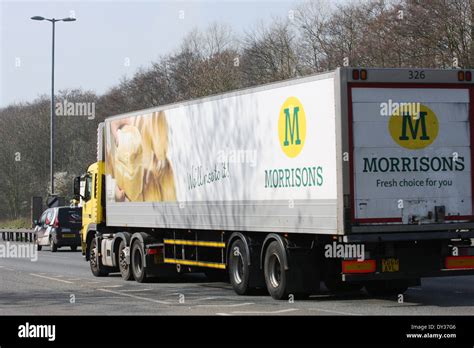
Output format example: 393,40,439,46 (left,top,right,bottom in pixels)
34,206,82,252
